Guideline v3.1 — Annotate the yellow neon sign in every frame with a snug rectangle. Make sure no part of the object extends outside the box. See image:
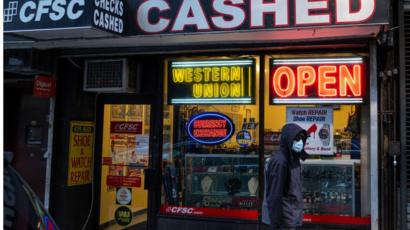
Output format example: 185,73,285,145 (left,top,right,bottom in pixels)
170,64,254,101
